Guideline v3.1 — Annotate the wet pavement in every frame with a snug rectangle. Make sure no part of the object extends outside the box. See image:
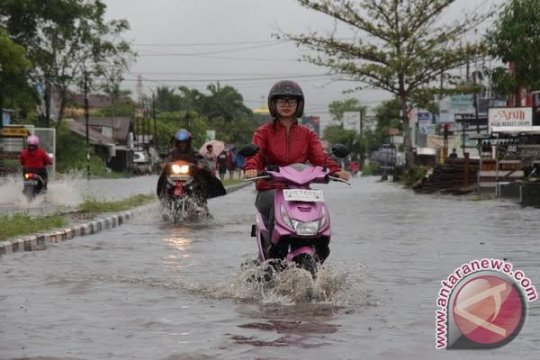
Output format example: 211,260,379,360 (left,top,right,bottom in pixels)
1,177,539,359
